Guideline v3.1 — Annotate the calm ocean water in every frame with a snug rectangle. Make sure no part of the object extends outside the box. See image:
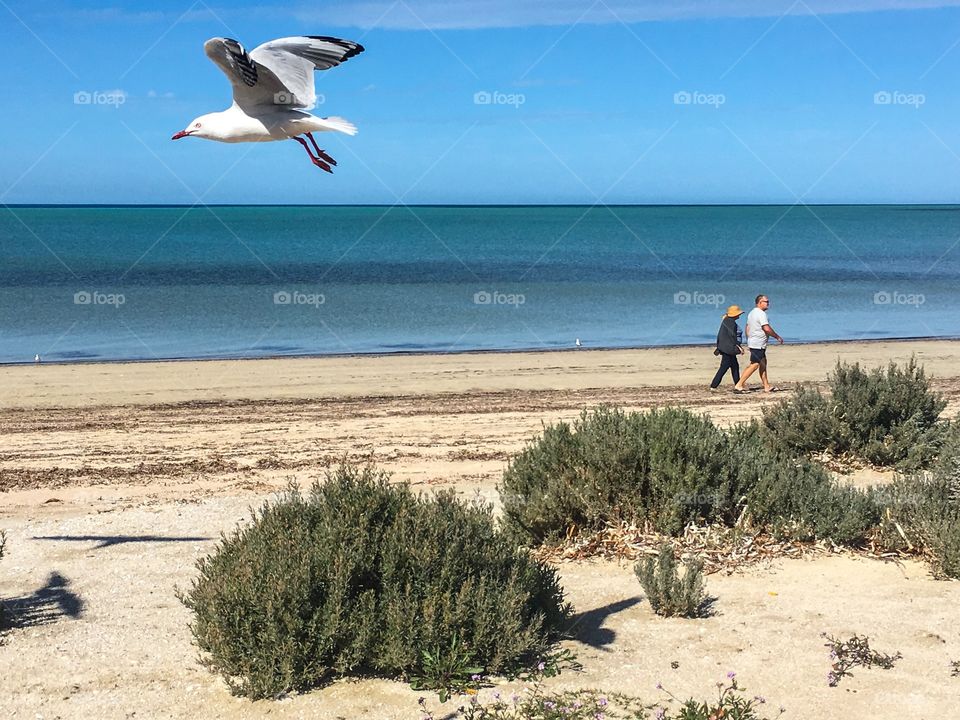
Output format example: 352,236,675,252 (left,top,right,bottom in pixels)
0,205,957,364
